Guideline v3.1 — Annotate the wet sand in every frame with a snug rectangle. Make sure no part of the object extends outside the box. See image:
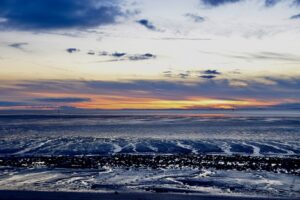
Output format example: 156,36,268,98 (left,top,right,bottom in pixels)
0,190,296,200
1,154,299,175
